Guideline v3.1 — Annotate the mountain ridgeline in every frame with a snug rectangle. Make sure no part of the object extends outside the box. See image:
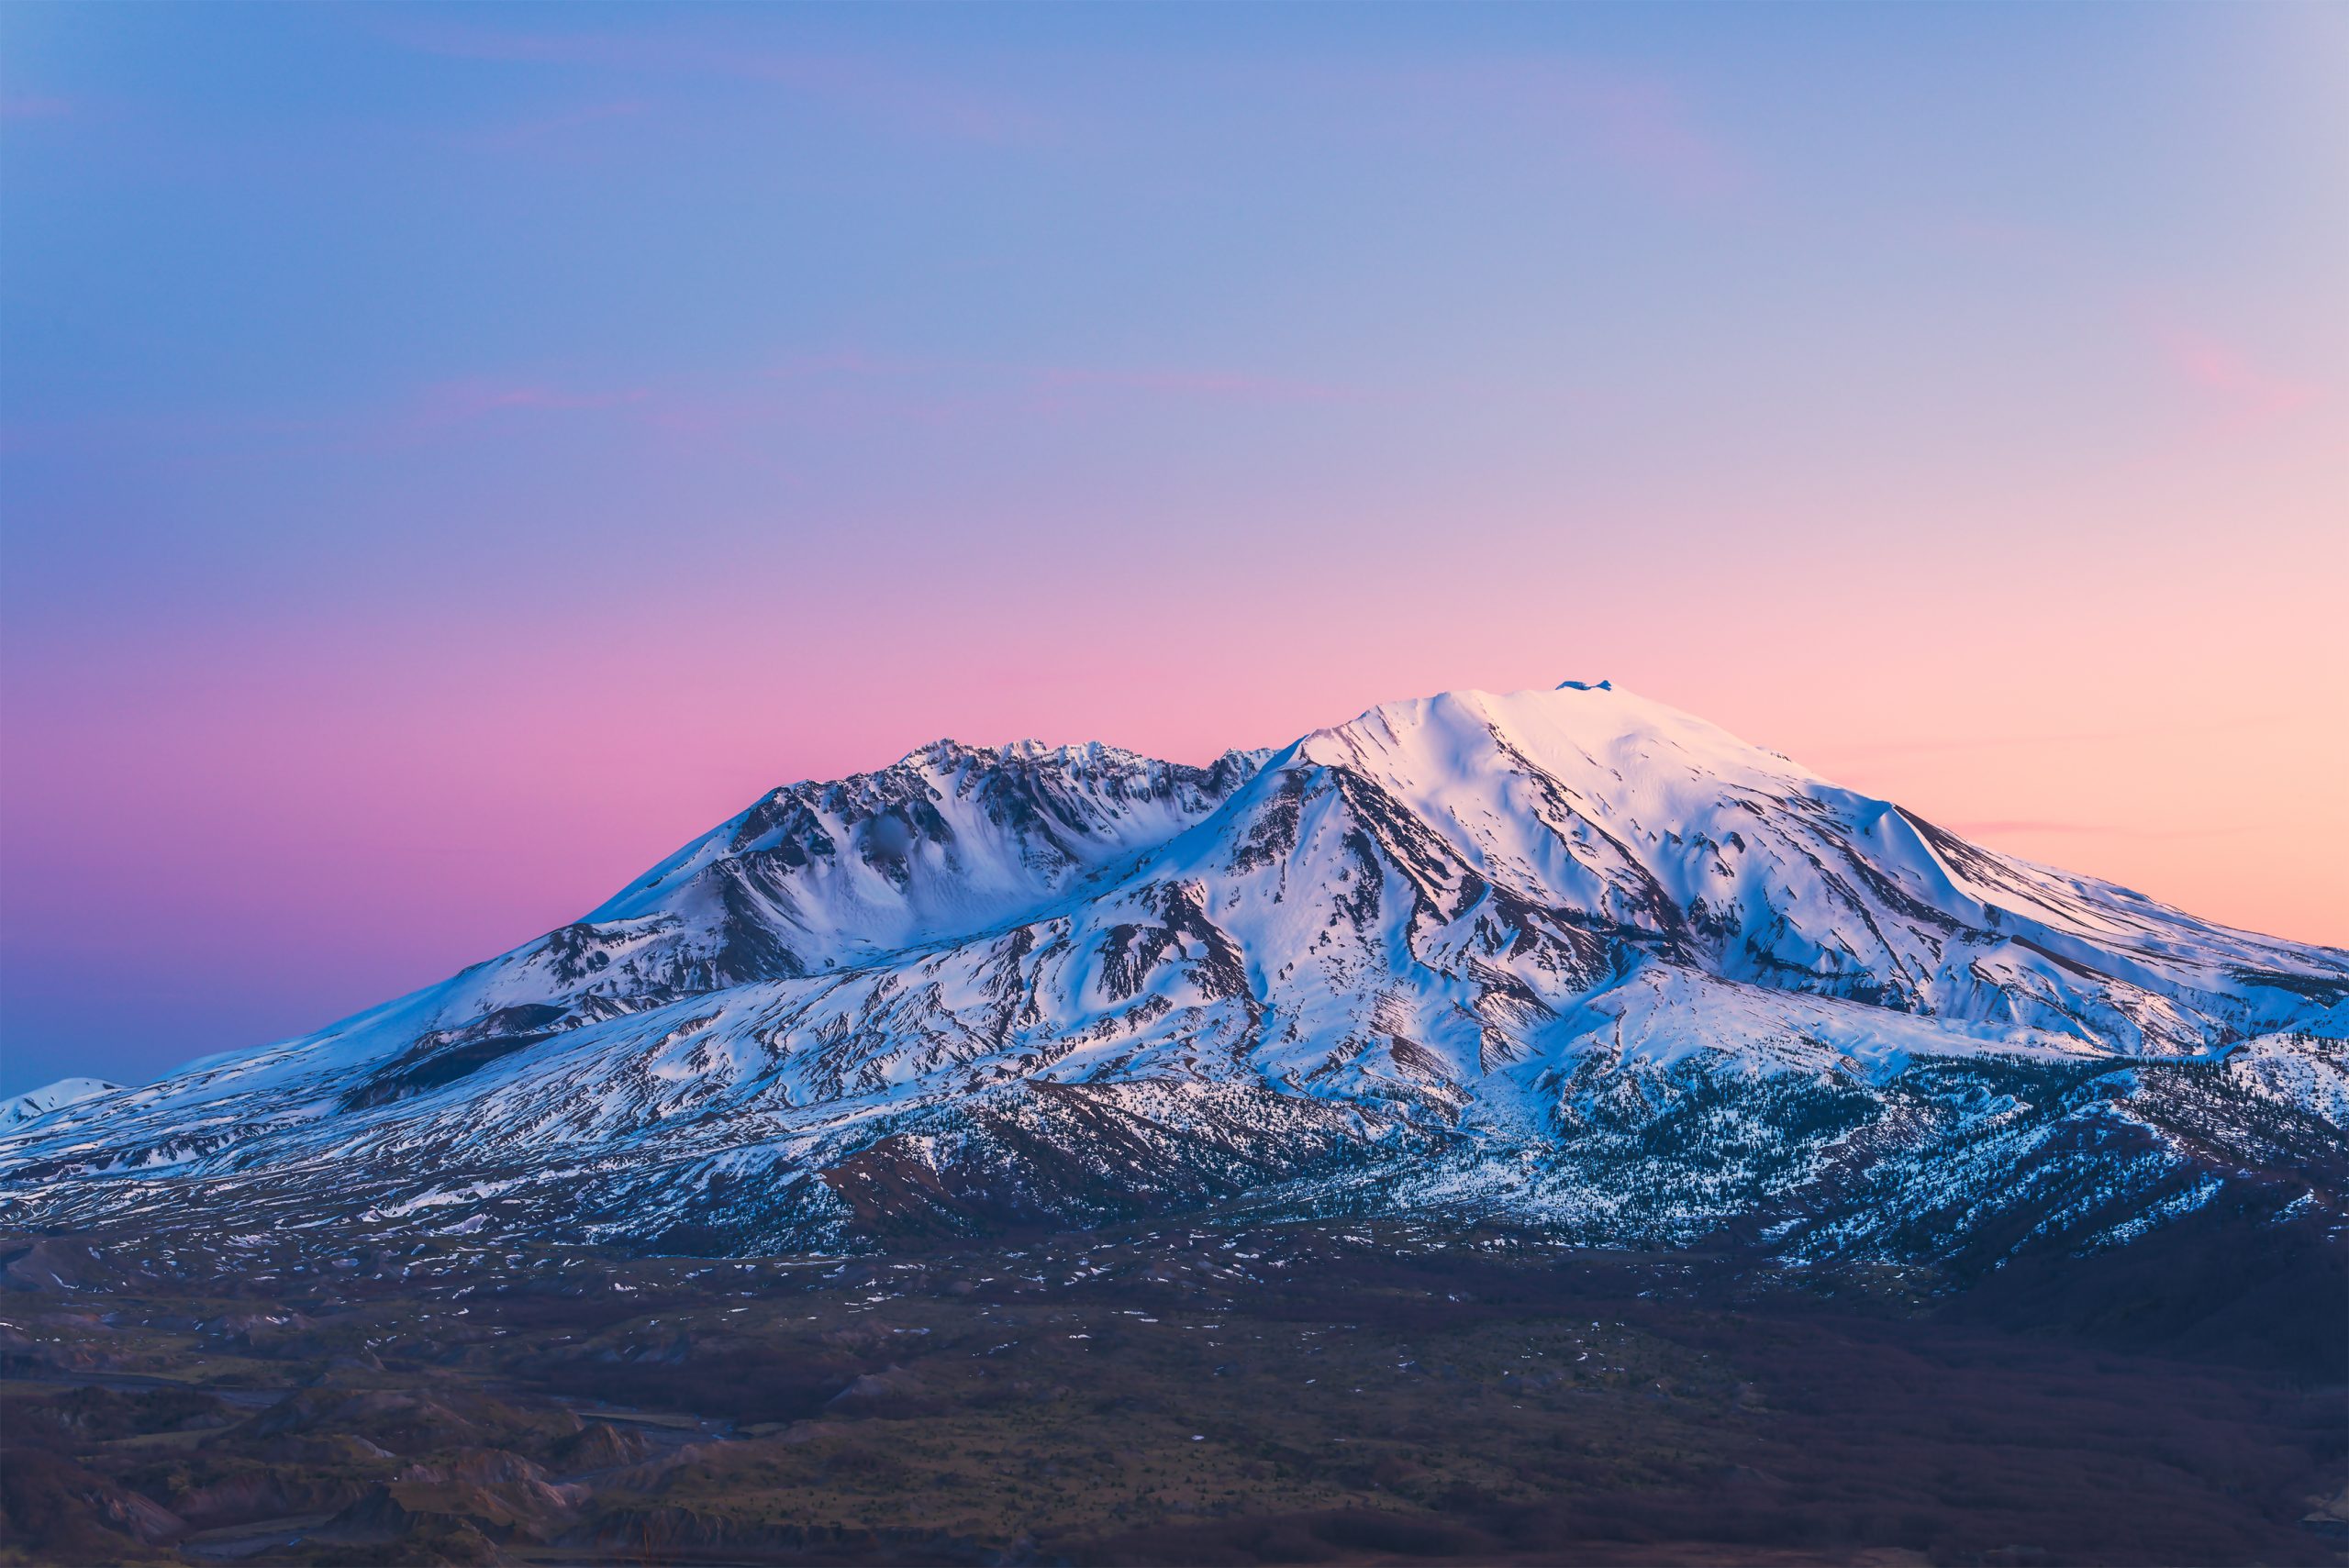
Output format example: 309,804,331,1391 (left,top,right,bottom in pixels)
6,684,2343,1263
